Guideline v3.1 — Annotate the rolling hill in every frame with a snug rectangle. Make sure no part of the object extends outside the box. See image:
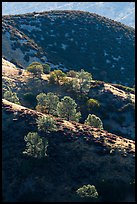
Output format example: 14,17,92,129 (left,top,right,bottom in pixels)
2,10,135,86
2,9,135,202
